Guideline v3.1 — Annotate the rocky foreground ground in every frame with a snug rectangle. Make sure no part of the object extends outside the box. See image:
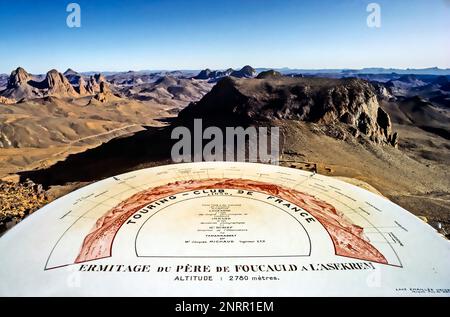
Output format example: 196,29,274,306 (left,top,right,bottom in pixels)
0,180,48,235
